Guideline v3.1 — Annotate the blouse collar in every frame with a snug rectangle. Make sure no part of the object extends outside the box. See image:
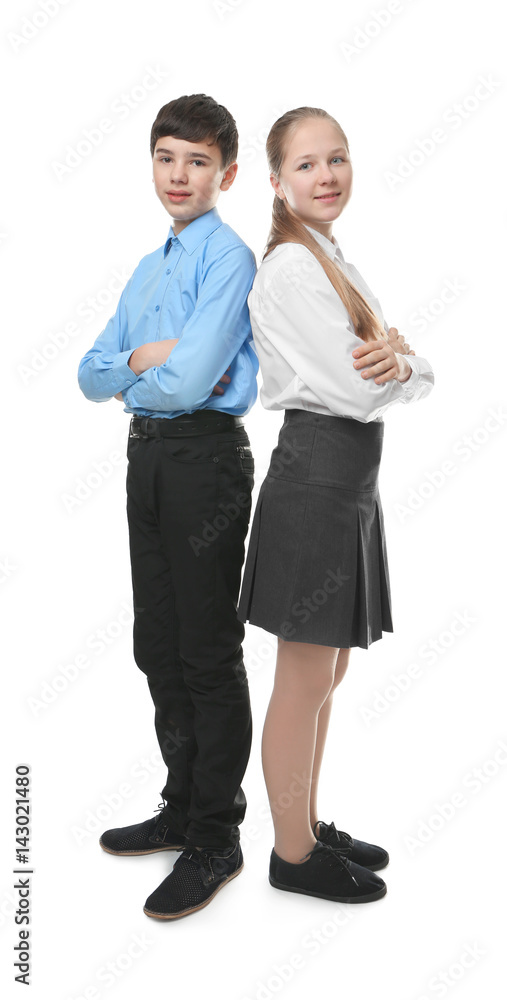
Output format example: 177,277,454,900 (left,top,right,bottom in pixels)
303,223,345,265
